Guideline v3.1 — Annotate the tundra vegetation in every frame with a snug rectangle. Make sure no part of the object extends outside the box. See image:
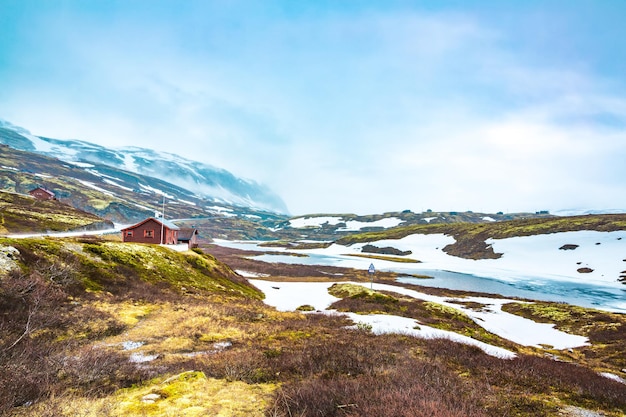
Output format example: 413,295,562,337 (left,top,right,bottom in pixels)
0,236,625,416
0,191,112,234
